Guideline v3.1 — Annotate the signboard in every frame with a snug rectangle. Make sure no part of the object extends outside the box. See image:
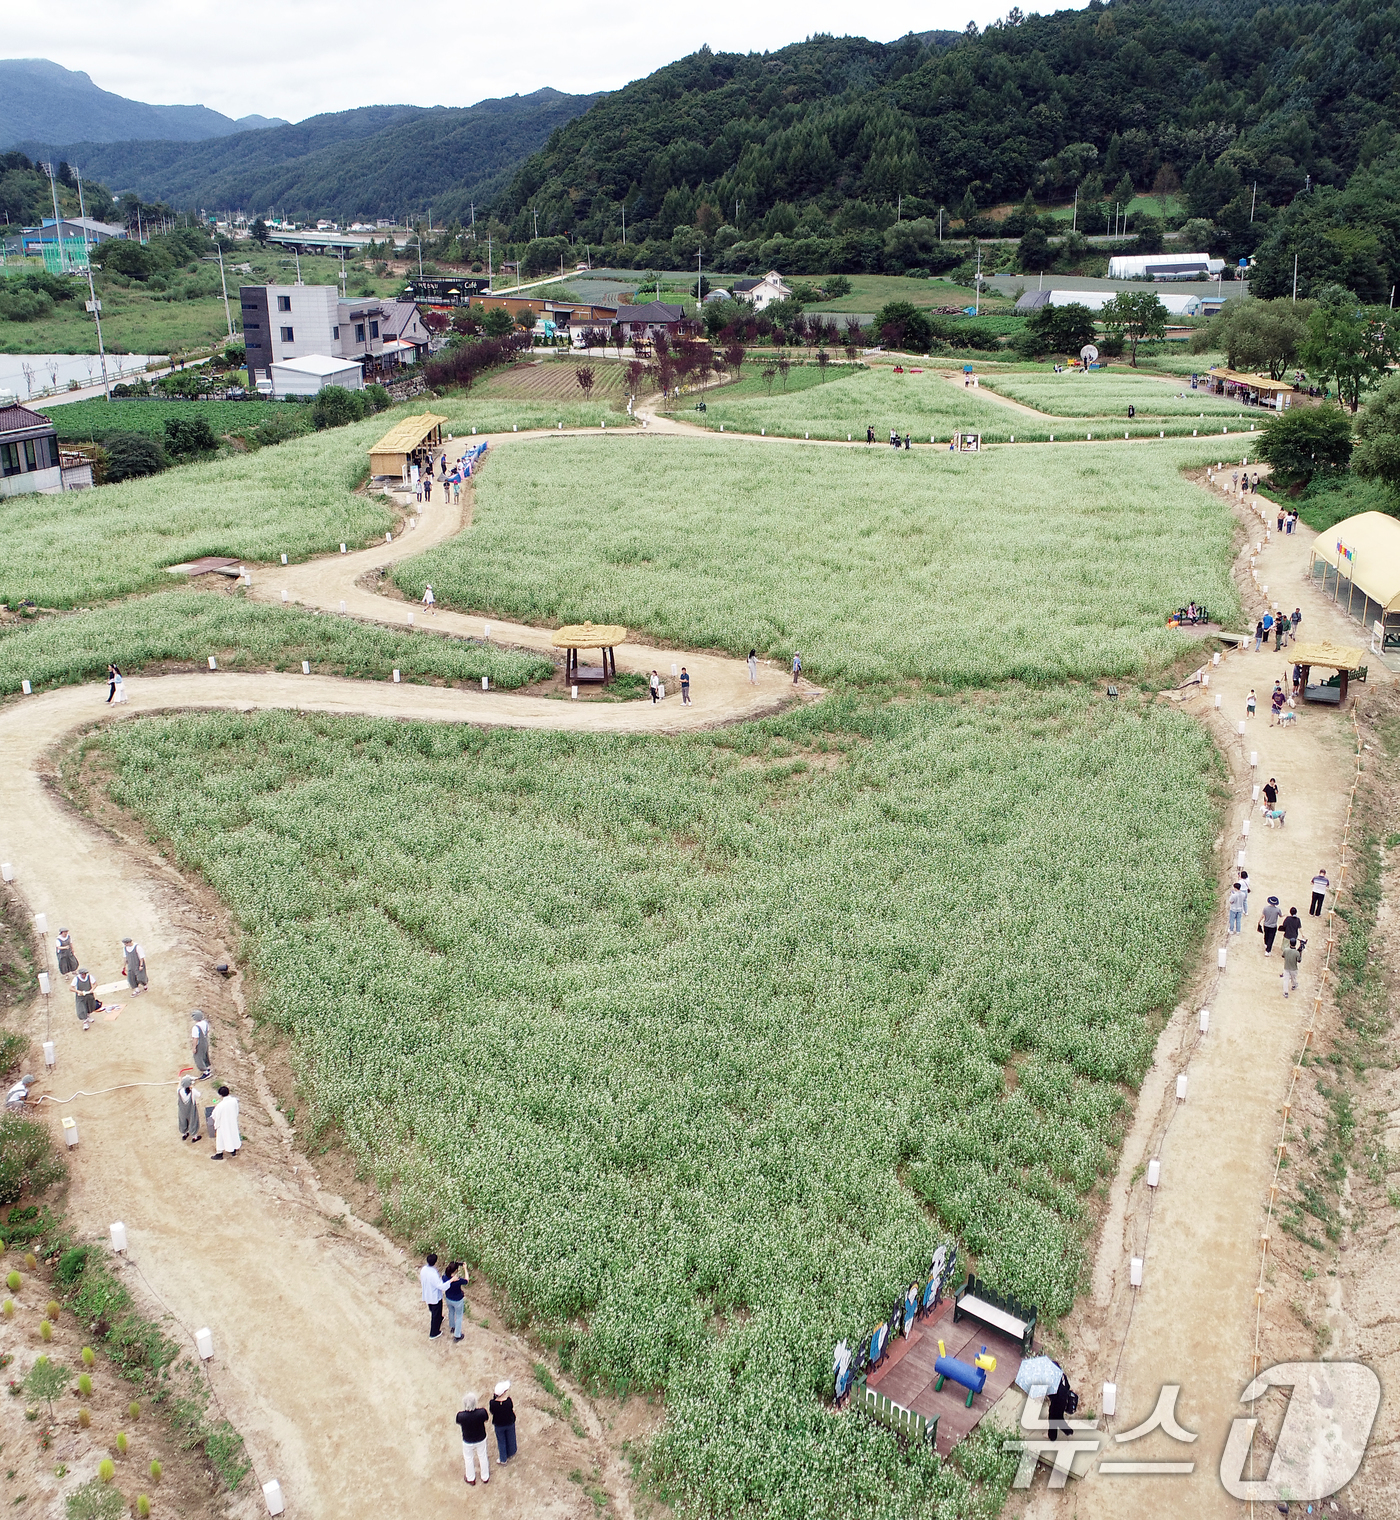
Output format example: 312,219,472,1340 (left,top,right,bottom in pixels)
953,432,981,452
